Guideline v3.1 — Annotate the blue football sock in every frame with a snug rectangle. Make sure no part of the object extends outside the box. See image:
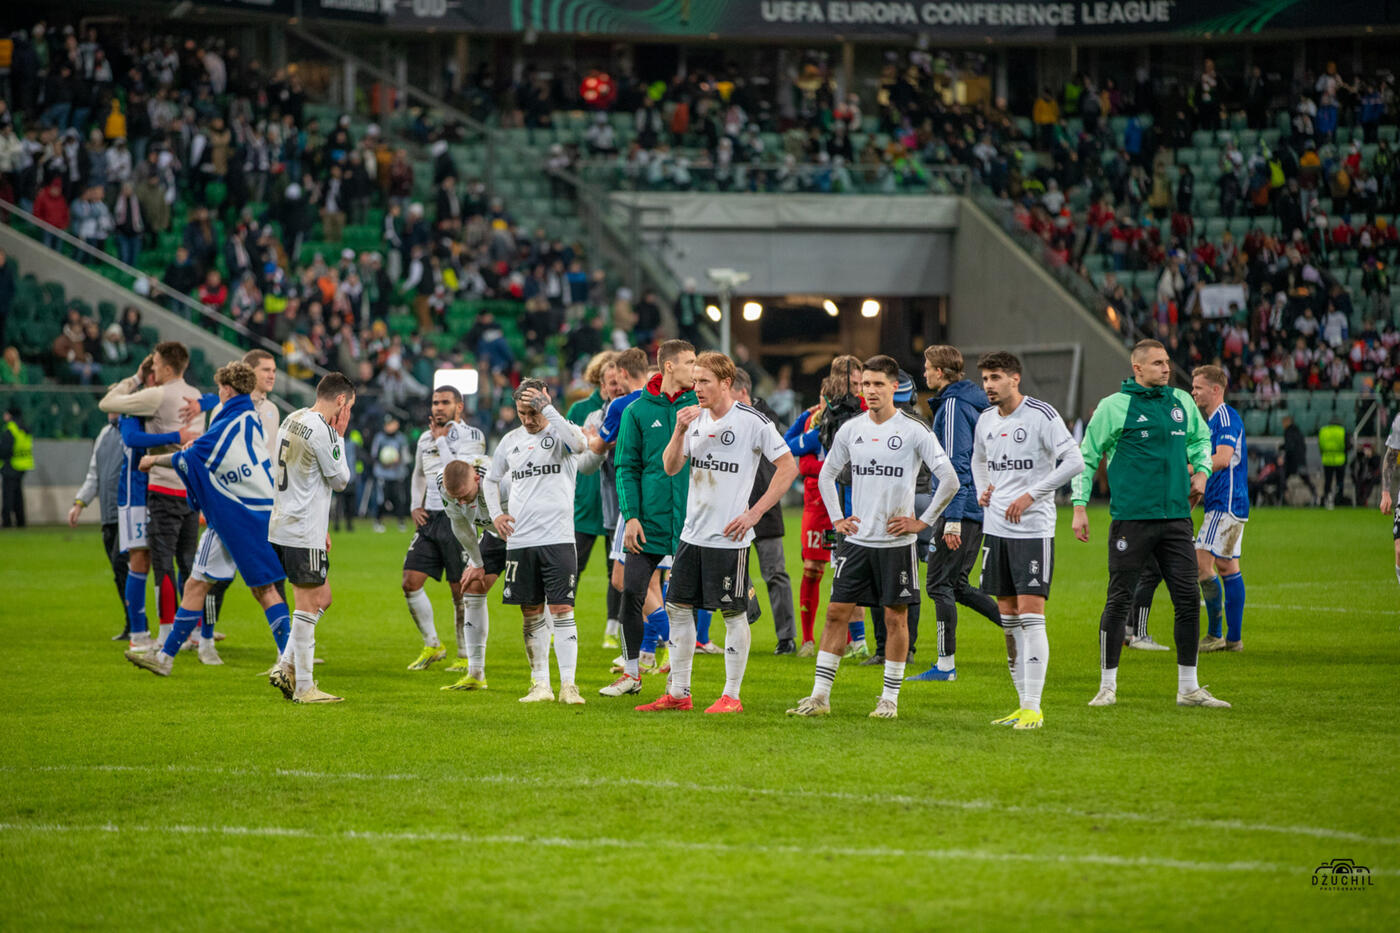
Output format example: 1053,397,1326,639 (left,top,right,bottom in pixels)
641,606,670,653
1199,575,1224,639
164,607,202,657
848,618,866,642
264,603,291,652
124,570,148,635
1222,572,1245,642
201,611,214,639
696,609,712,644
